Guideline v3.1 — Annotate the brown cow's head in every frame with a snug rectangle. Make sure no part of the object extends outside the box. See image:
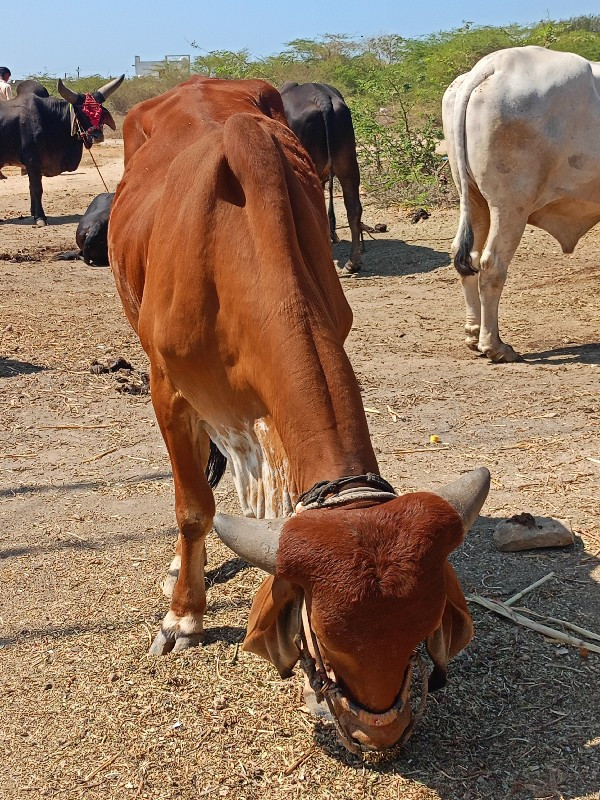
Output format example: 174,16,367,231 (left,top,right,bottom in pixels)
57,75,125,145
214,468,489,753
